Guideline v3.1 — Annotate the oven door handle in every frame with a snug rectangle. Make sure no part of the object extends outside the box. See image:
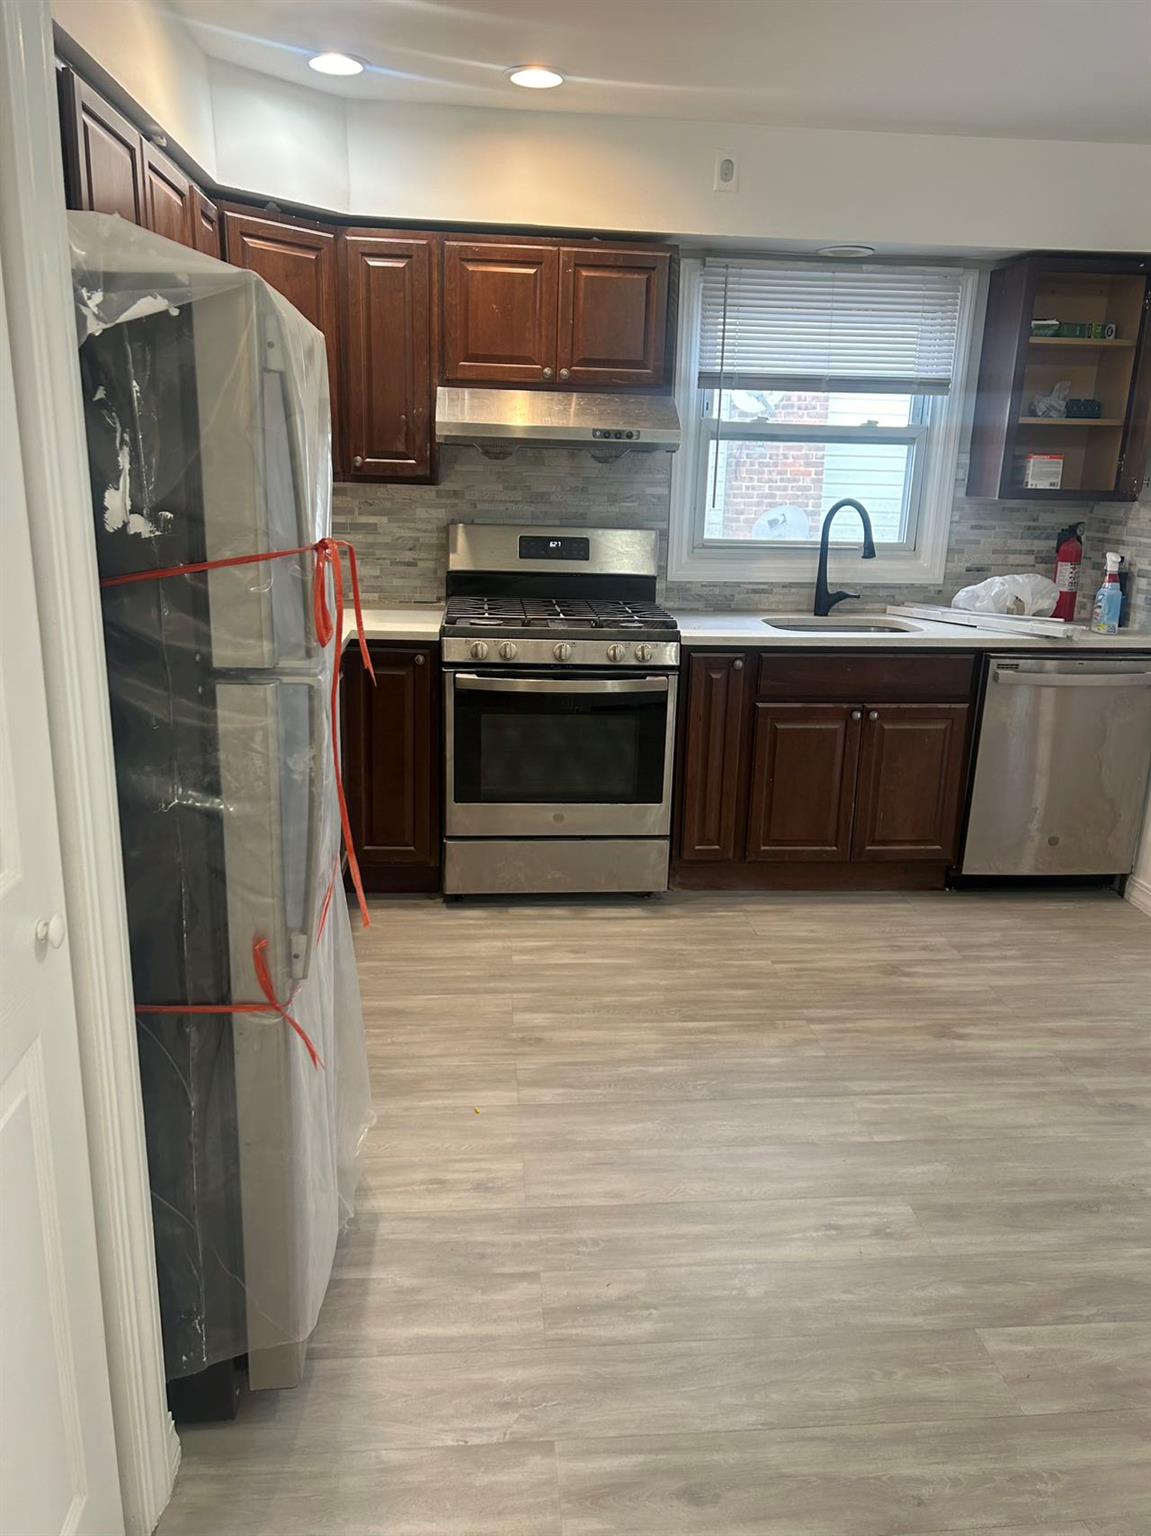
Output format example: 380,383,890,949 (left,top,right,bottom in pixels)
453,673,670,695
